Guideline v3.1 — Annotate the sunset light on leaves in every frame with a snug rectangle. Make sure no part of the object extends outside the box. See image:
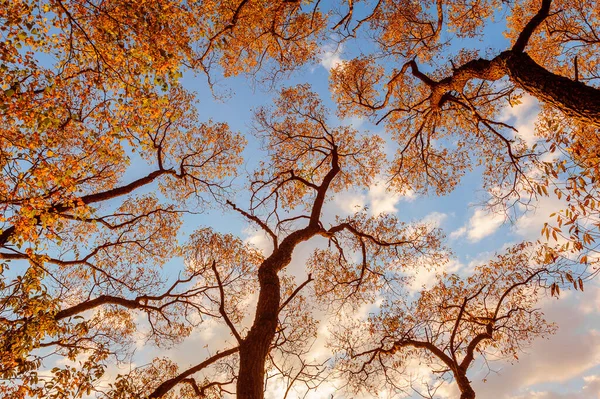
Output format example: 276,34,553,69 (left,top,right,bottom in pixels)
1,1,600,398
